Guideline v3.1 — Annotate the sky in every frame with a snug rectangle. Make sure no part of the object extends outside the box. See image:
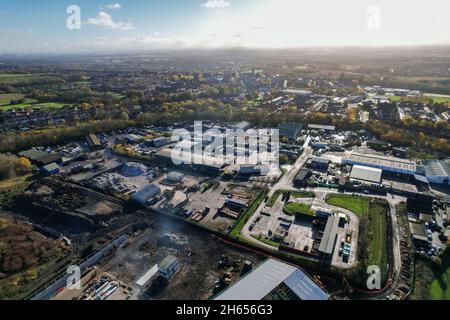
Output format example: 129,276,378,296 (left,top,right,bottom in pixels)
0,0,450,54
